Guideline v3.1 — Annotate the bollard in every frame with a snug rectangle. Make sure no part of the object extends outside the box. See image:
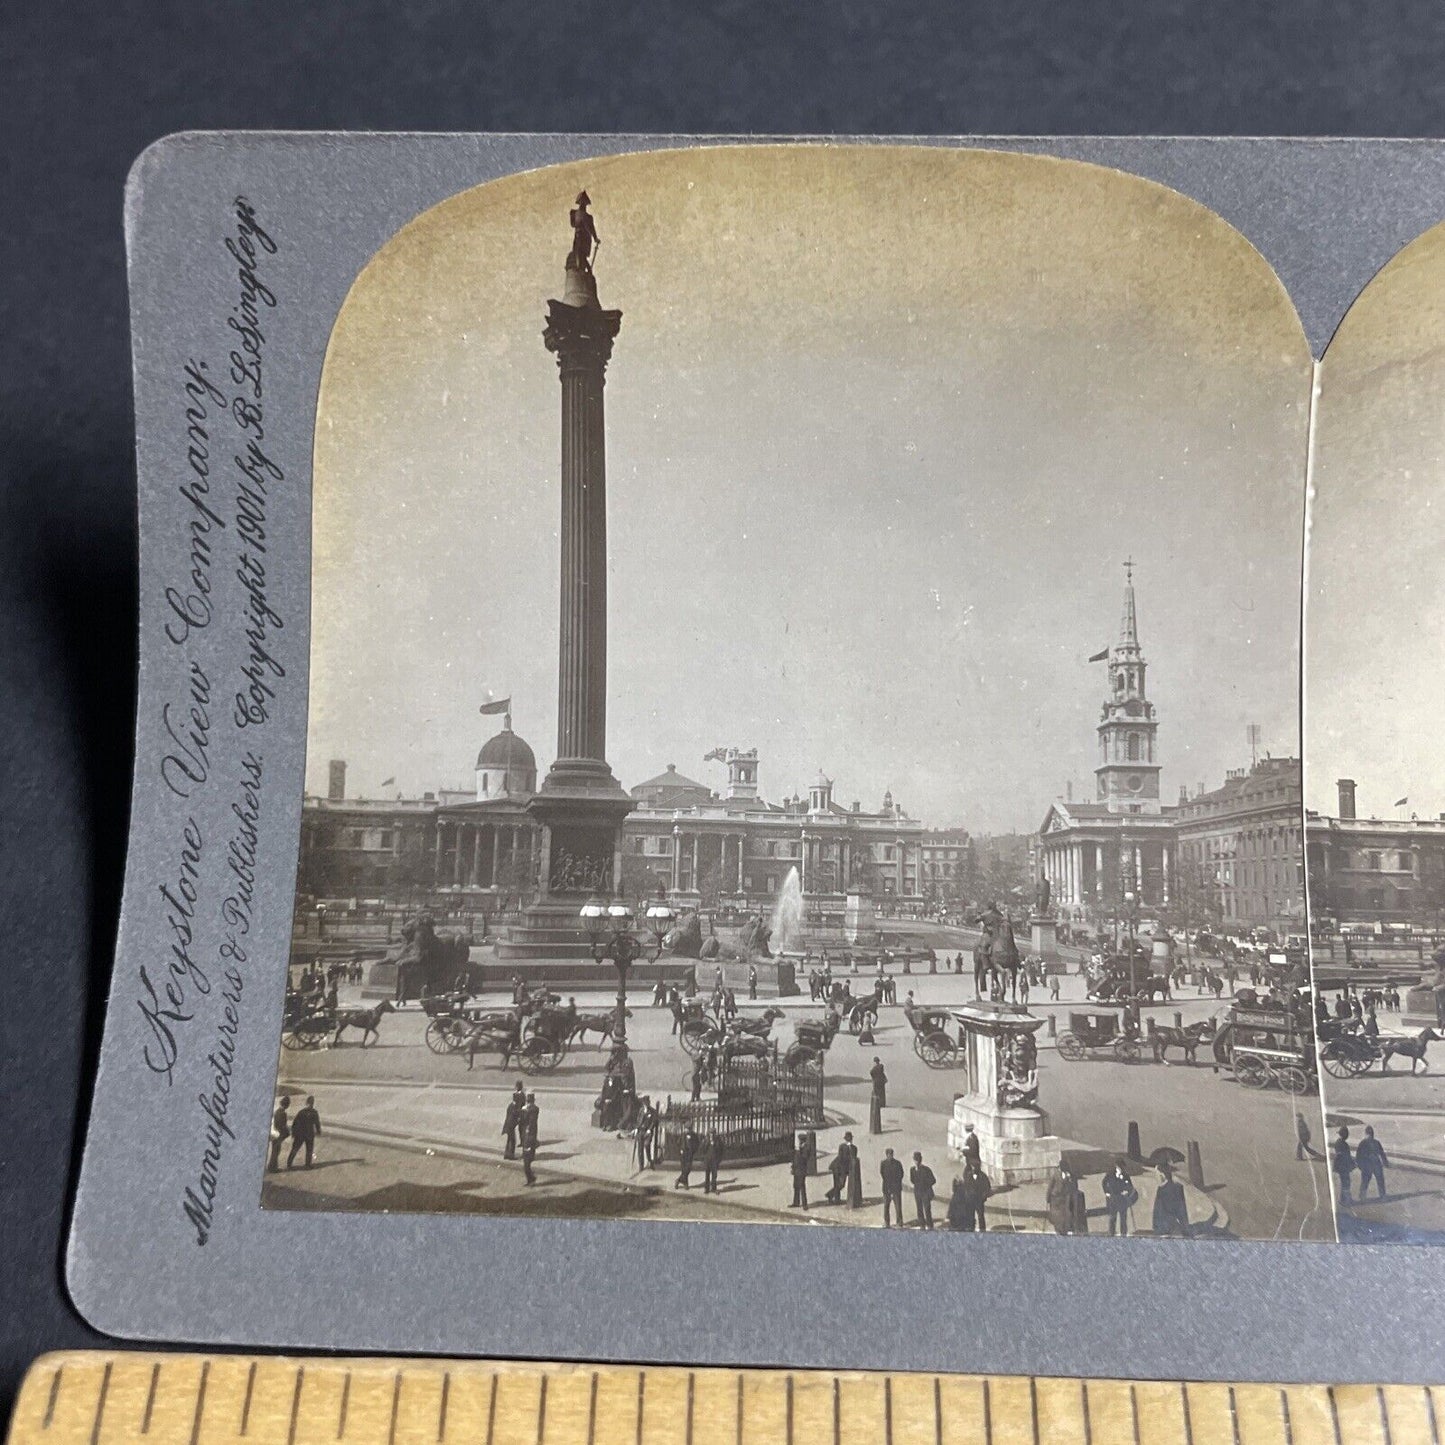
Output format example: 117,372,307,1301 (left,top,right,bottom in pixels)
1187,1139,1205,1189
1047,1014,1056,1038
1127,1120,1142,1160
